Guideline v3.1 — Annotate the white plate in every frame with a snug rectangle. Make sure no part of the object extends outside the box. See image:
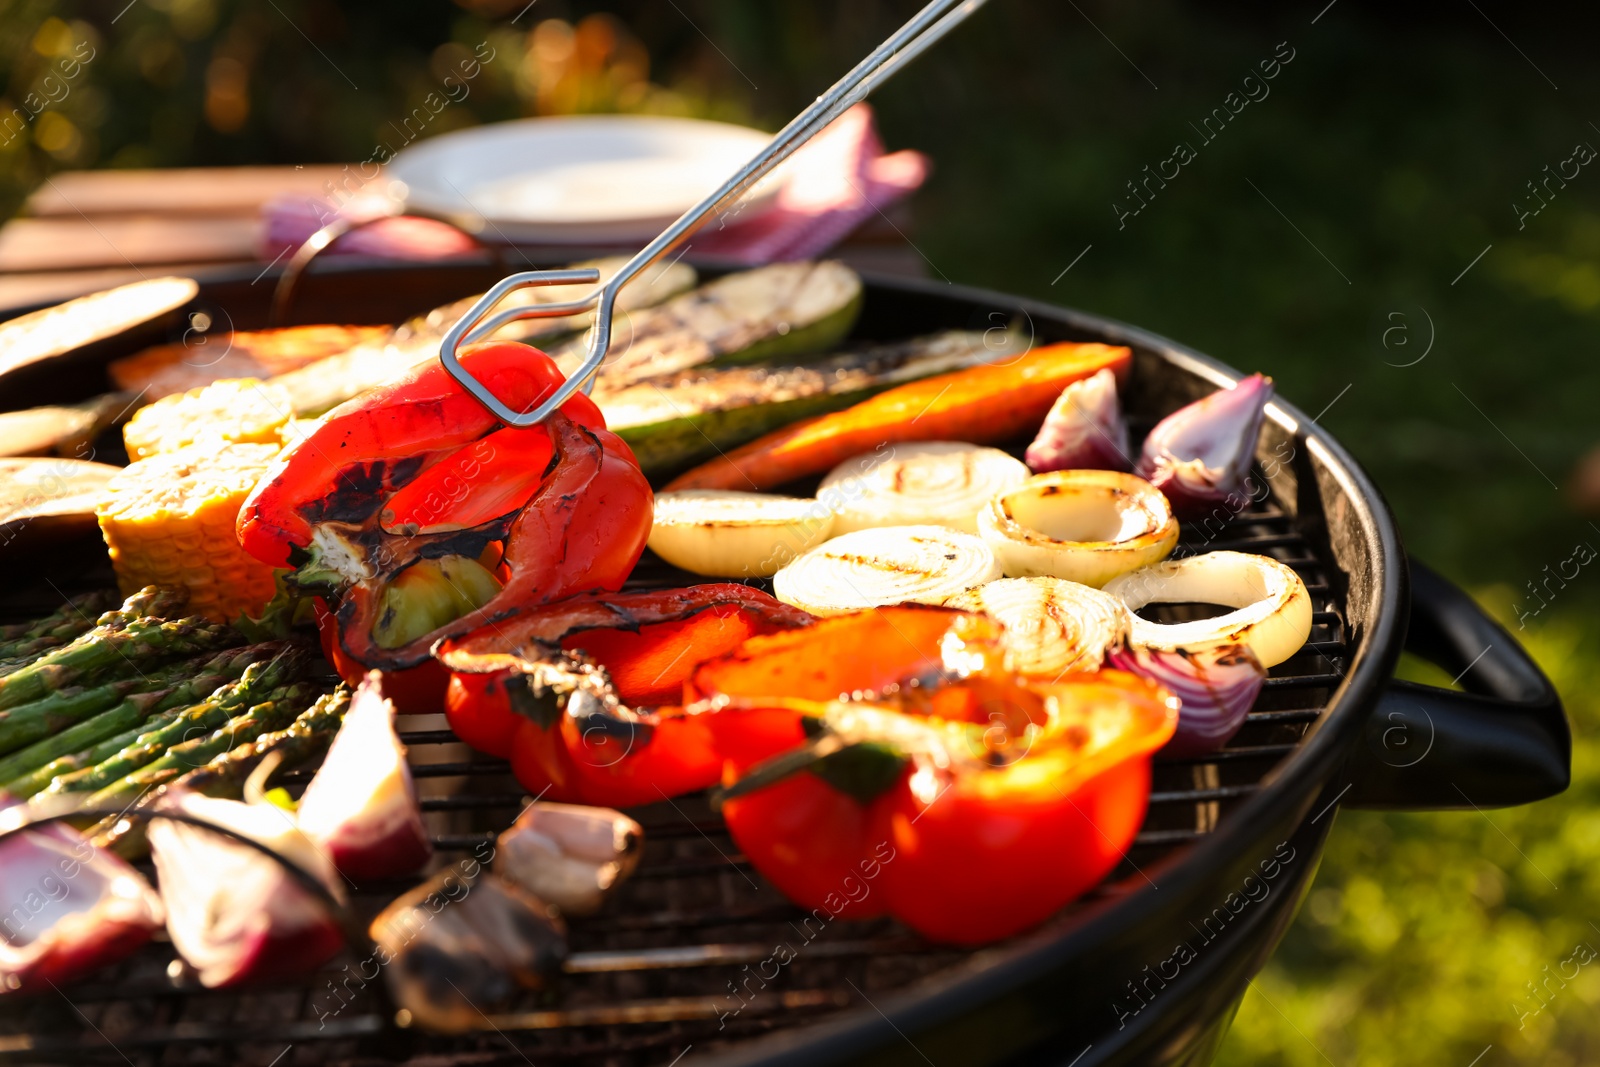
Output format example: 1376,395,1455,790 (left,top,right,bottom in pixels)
389,115,780,244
